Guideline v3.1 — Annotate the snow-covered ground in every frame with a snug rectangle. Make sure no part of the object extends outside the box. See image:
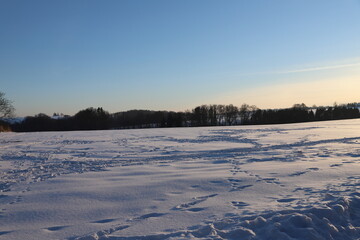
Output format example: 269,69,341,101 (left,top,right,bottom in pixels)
1,119,360,240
